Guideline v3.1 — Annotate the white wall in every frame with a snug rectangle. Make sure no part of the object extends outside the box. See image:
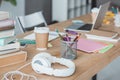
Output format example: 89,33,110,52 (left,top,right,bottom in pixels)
0,0,25,35
52,0,68,22
52,0,91,22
